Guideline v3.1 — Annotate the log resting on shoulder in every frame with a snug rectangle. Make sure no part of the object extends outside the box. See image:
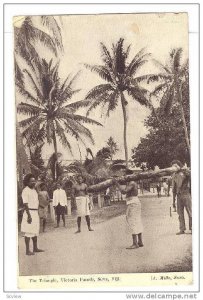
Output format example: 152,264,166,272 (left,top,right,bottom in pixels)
87,166,189,193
